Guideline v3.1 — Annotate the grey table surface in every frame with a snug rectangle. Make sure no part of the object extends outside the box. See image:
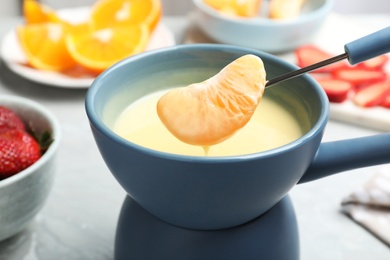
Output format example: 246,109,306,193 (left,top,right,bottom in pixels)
0,15,389,260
